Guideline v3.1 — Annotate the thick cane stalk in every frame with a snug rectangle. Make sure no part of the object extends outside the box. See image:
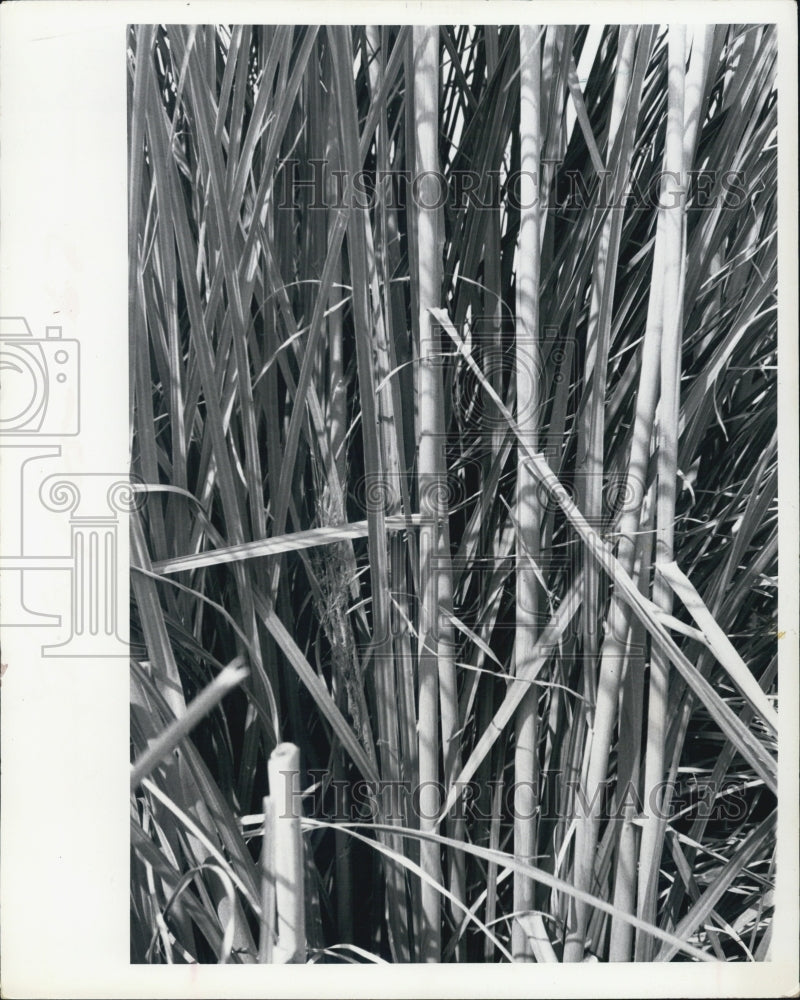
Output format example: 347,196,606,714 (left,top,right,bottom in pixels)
511,23,542,963
636,25,687,960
